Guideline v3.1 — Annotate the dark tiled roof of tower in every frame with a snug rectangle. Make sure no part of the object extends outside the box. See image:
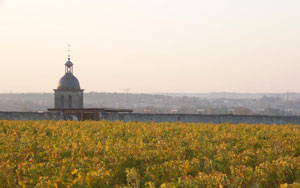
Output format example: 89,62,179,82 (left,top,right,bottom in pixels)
57,73,81,90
